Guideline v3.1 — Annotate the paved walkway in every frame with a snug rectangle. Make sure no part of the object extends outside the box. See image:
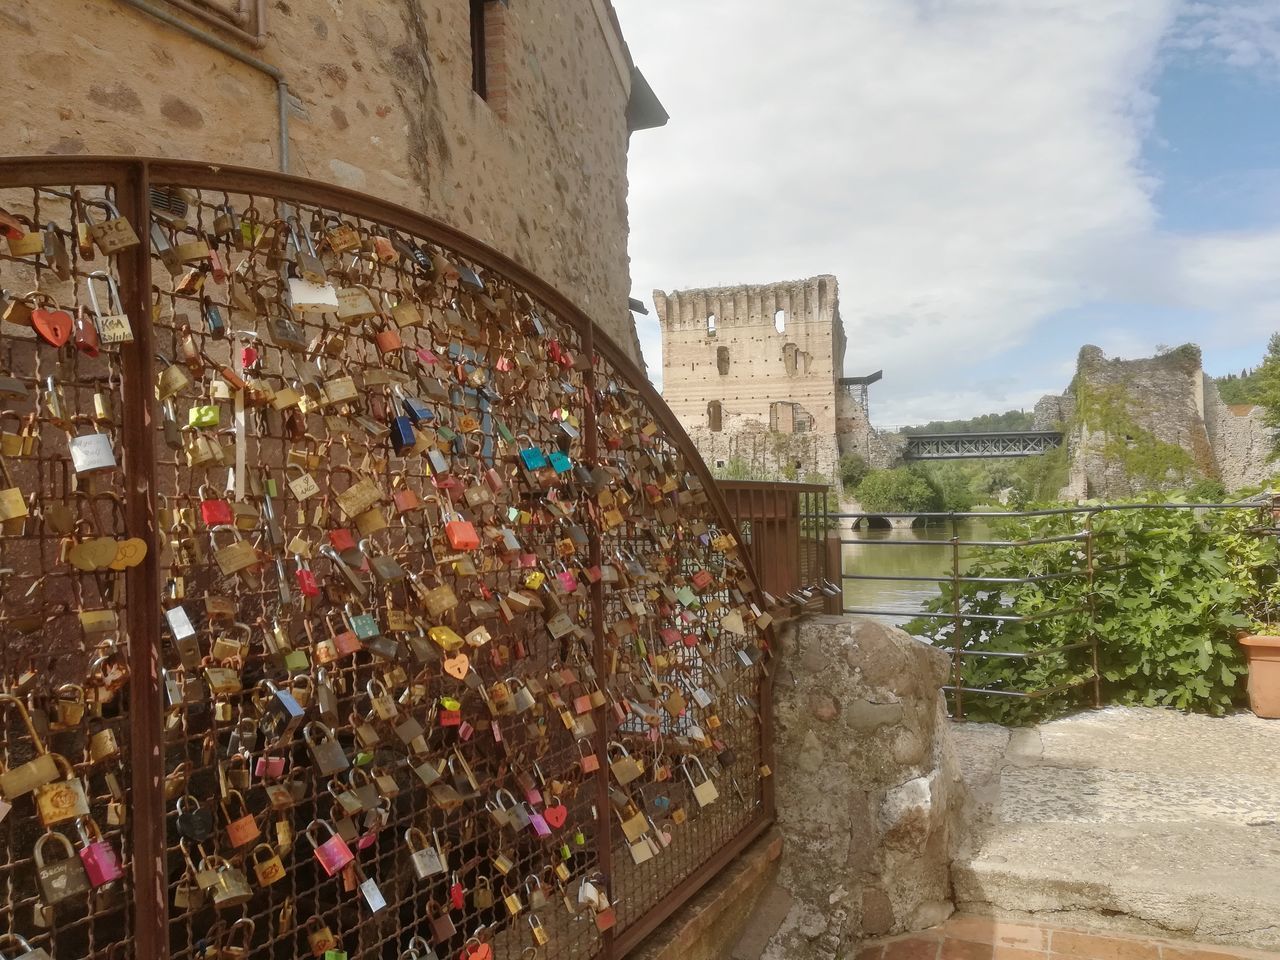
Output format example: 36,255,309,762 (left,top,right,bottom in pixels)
949,708,1280,951
857,915,1280,960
